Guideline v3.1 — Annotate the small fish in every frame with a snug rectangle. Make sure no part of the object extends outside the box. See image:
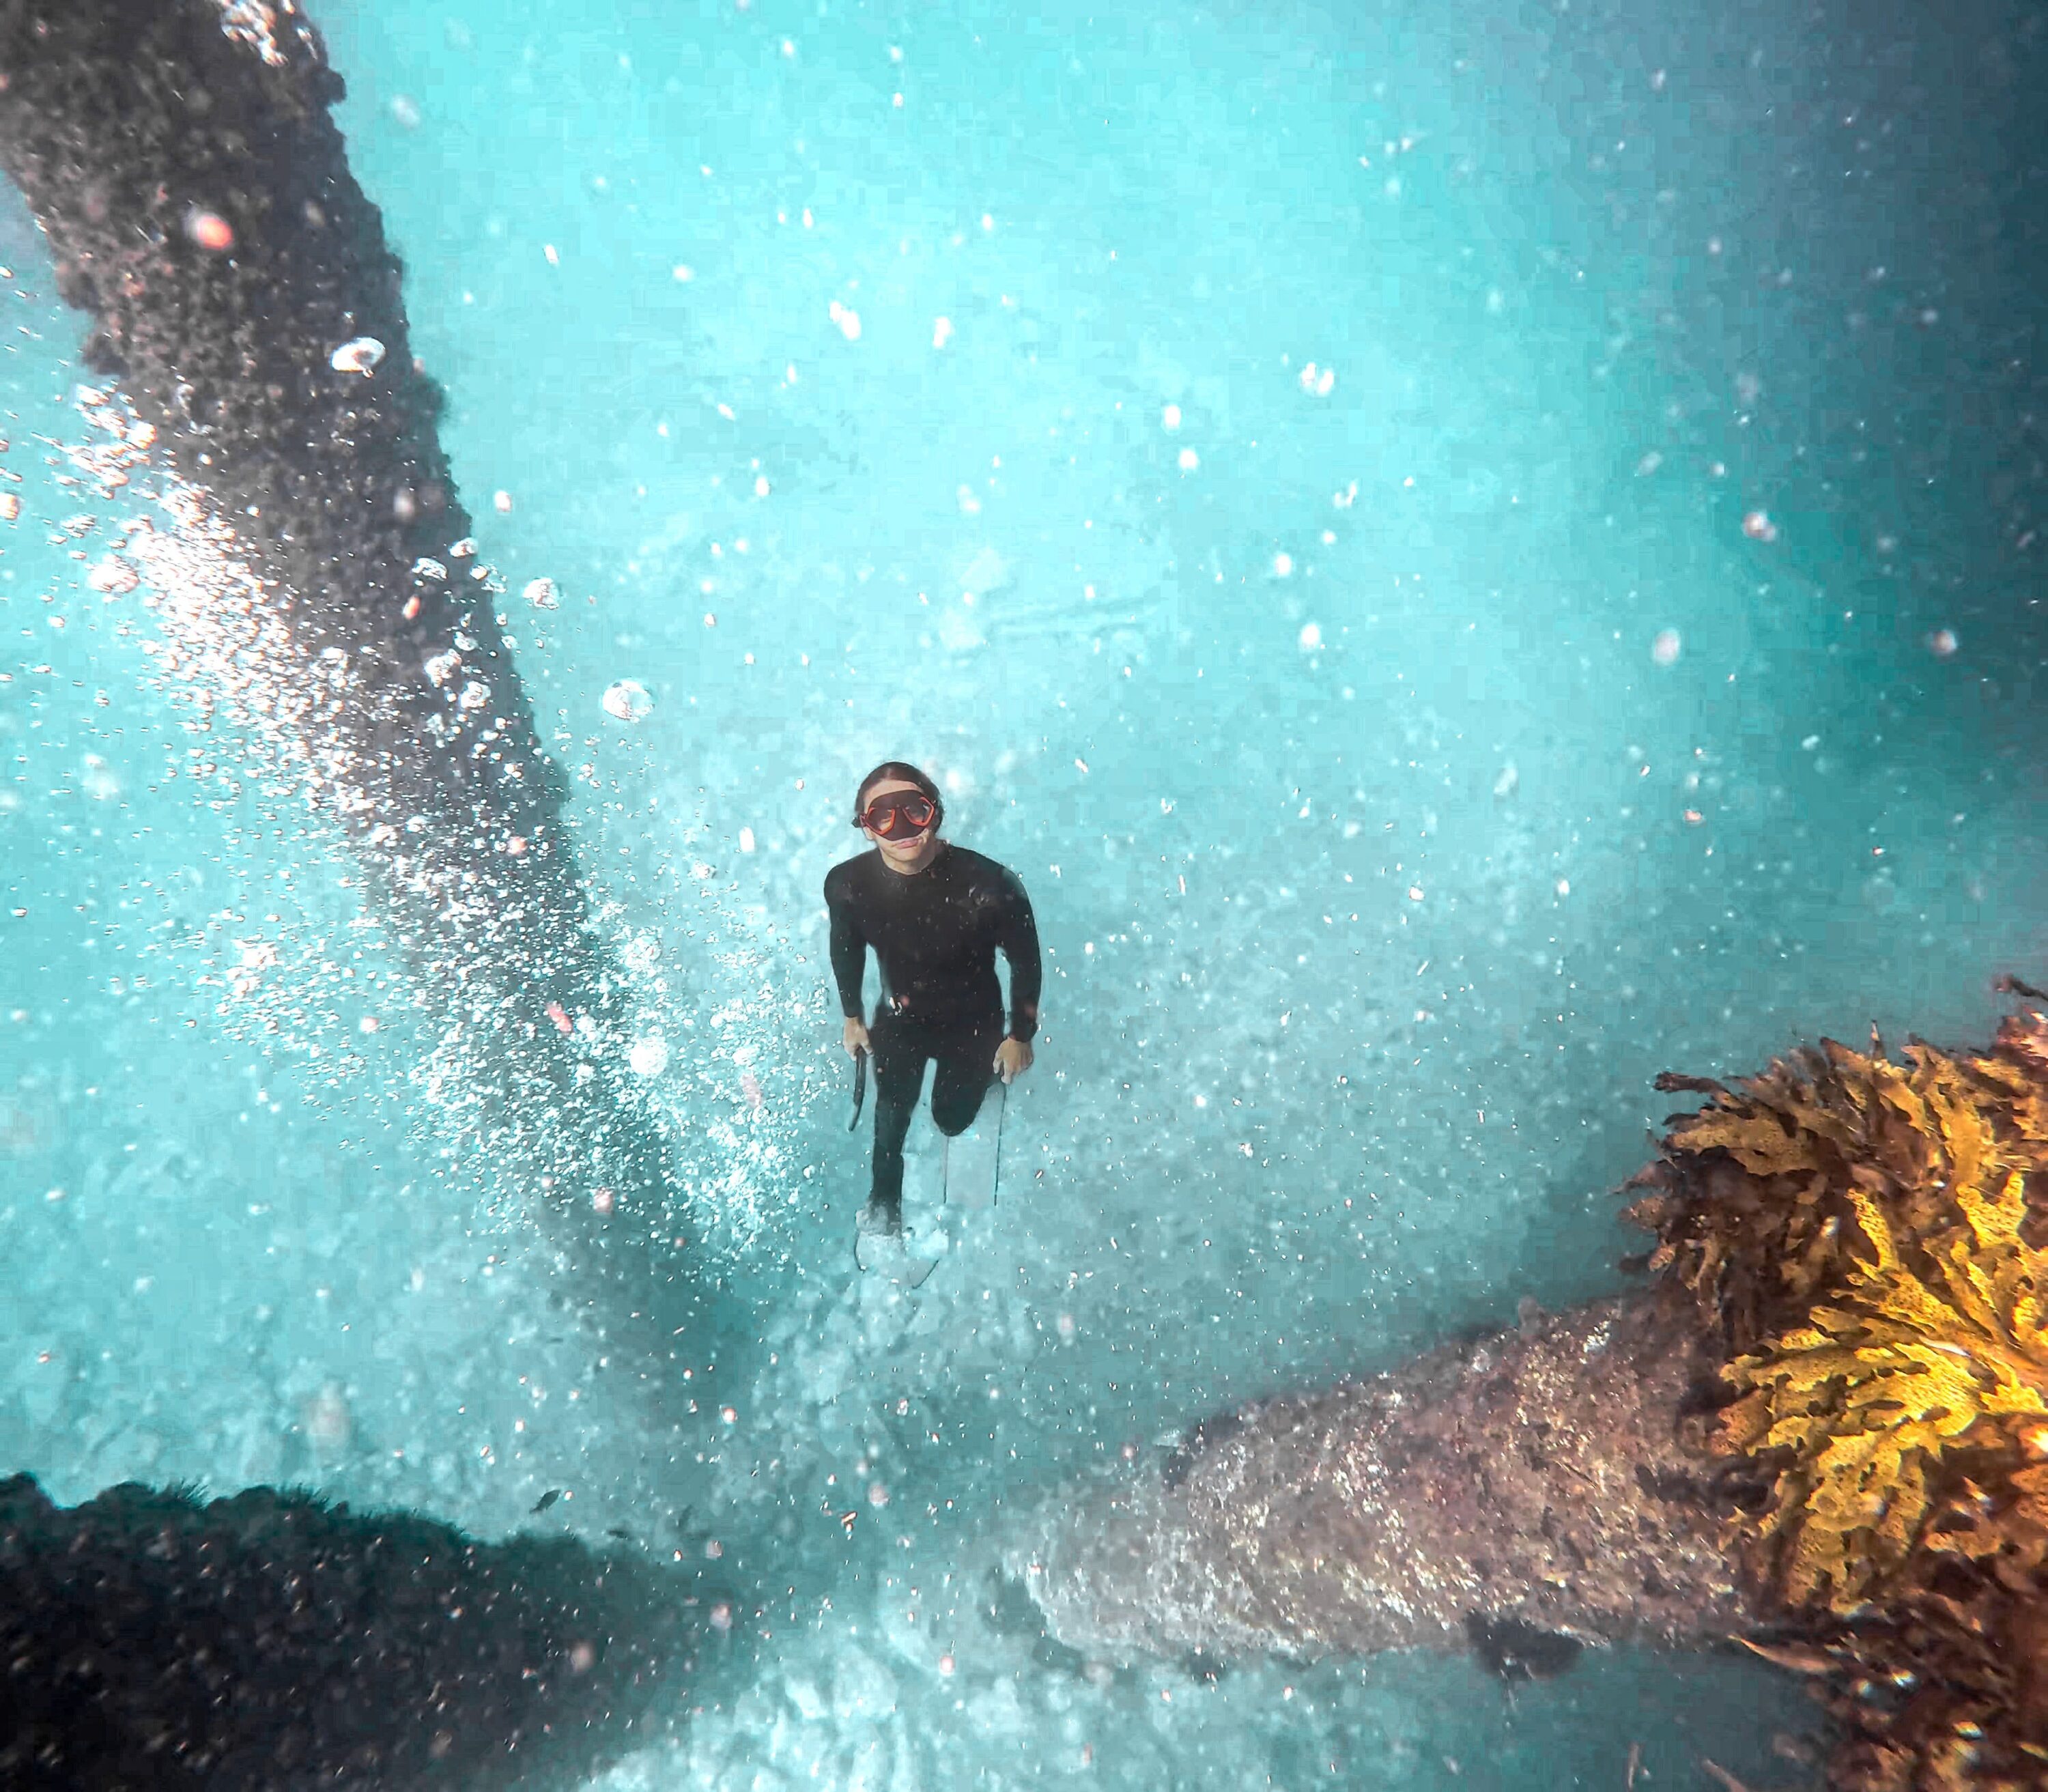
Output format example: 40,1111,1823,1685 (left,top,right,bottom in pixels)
608,1526,634,1542
1737,1636,1838,1675
531,1489,563,1515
